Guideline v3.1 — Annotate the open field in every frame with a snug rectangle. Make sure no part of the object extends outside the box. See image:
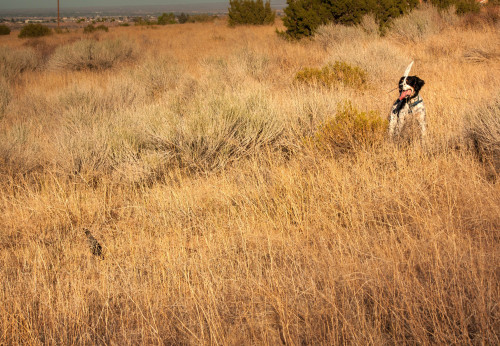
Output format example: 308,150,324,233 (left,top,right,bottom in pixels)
0,6,499,344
